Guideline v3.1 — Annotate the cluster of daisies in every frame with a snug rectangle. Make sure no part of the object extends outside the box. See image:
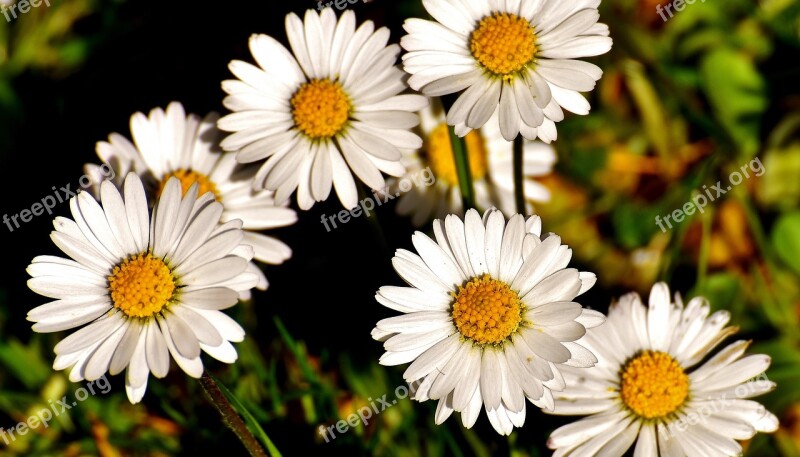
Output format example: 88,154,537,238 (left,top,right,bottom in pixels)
24,1,777,455
372,208,778,454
